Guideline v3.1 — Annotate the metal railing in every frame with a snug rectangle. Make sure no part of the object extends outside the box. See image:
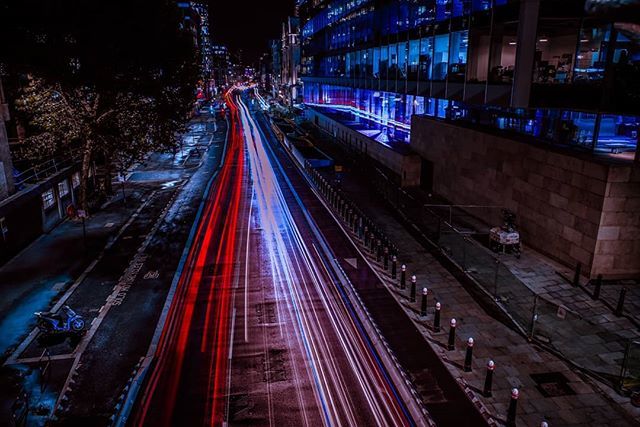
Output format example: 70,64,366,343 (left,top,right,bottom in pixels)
12,149,82,188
